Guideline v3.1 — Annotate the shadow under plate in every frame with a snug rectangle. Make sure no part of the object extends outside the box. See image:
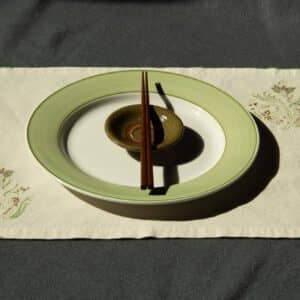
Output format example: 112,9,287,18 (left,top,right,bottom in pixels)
66,116,279,220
